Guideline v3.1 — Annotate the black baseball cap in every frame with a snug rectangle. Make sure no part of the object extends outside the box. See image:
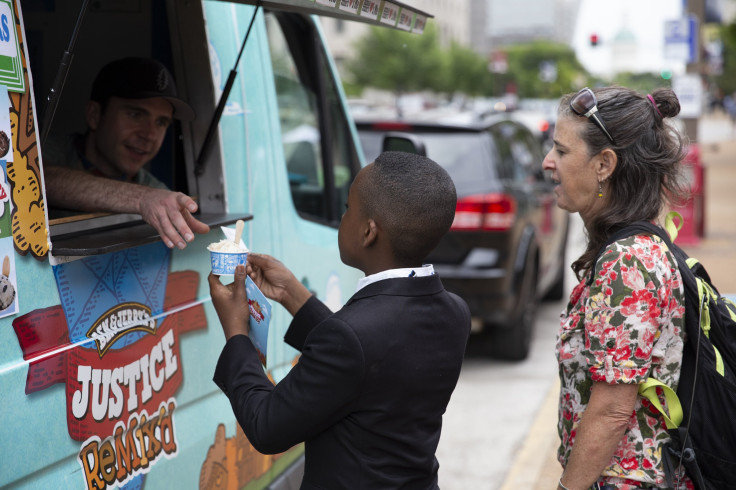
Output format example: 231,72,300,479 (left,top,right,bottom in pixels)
90,57,195,121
